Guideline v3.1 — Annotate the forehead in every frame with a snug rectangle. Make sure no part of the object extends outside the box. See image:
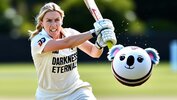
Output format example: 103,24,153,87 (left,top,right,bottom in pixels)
43,11,62,19
120,46,145,55
129,46,139,50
